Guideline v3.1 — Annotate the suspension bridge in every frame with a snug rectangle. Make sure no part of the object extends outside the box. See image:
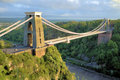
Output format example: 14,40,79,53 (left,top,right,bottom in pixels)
0,12,112,57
